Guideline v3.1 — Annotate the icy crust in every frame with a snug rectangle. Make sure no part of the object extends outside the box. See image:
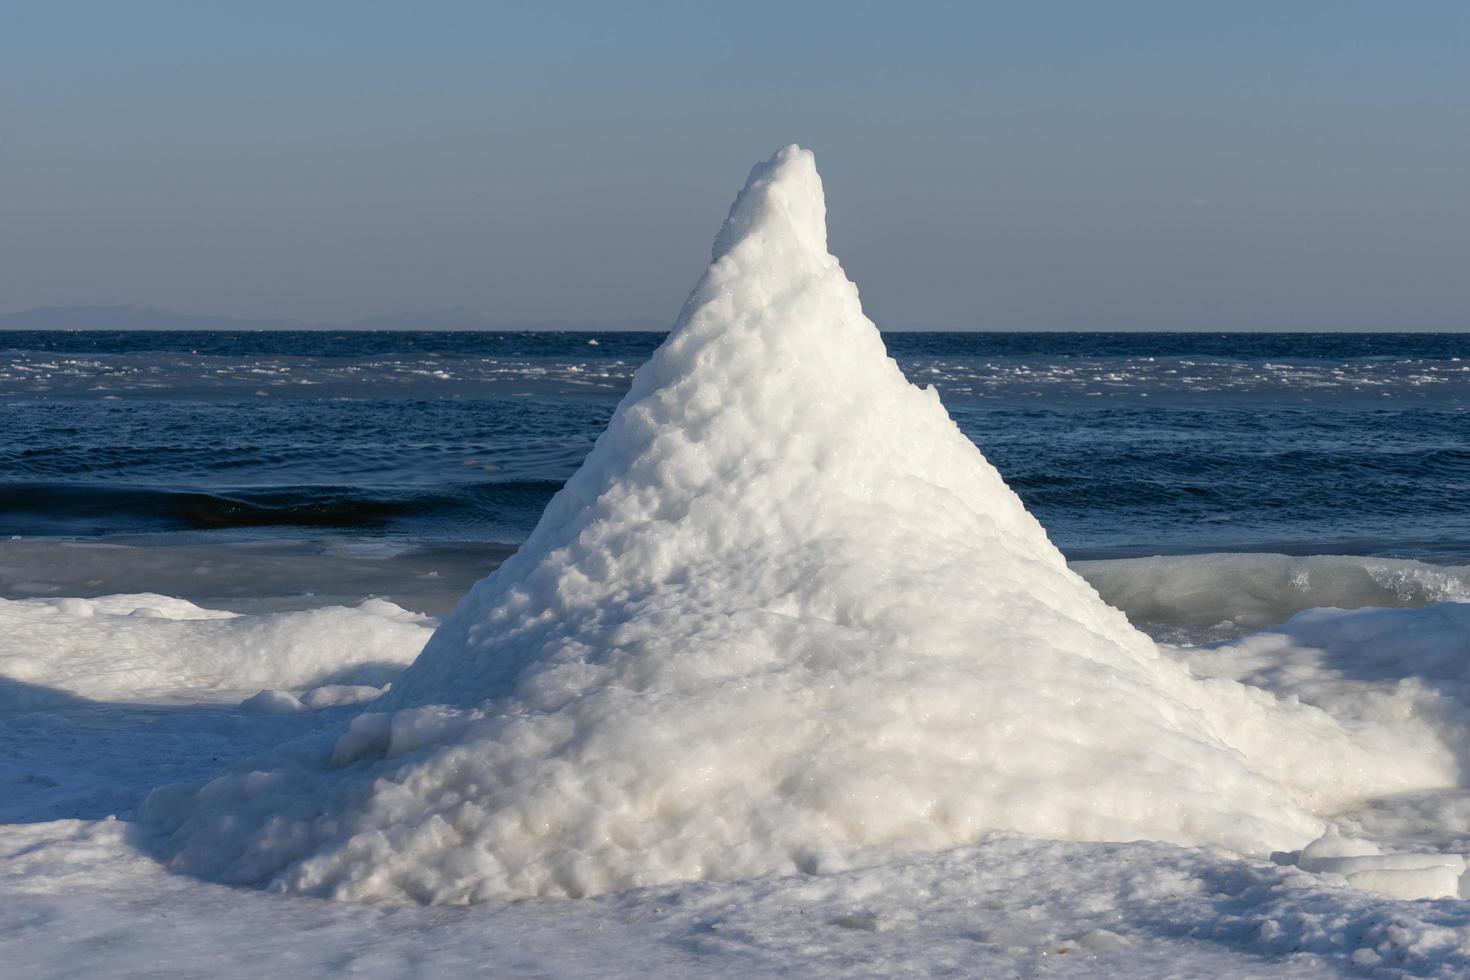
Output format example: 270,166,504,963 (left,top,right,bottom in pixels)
0,594,432,705
145,146,1440,903
1079,553,1470,644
